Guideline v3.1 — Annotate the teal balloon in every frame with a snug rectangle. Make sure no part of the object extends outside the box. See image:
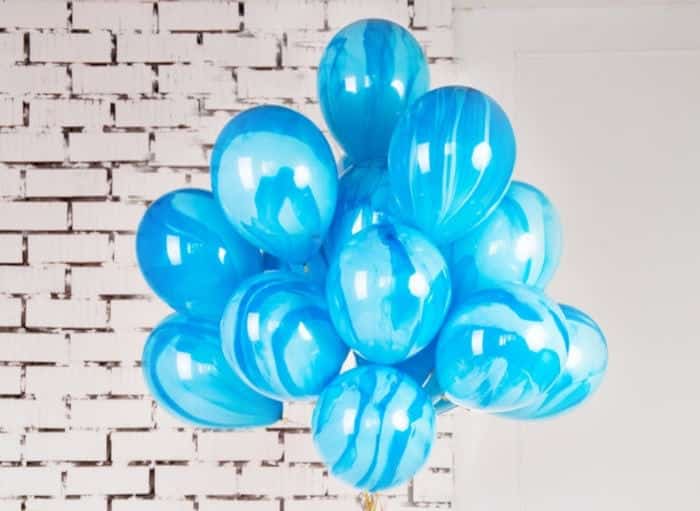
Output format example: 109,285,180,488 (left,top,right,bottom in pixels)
318,19,429,163
448,181,562,299
388,86,516,244
221,271,349,401
312,365,436,492
323,161,399,262
142,315,282,429
499,304,608,420
436,284,569,412
136,189,262,322
211,105,338,264
326,224,452,364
